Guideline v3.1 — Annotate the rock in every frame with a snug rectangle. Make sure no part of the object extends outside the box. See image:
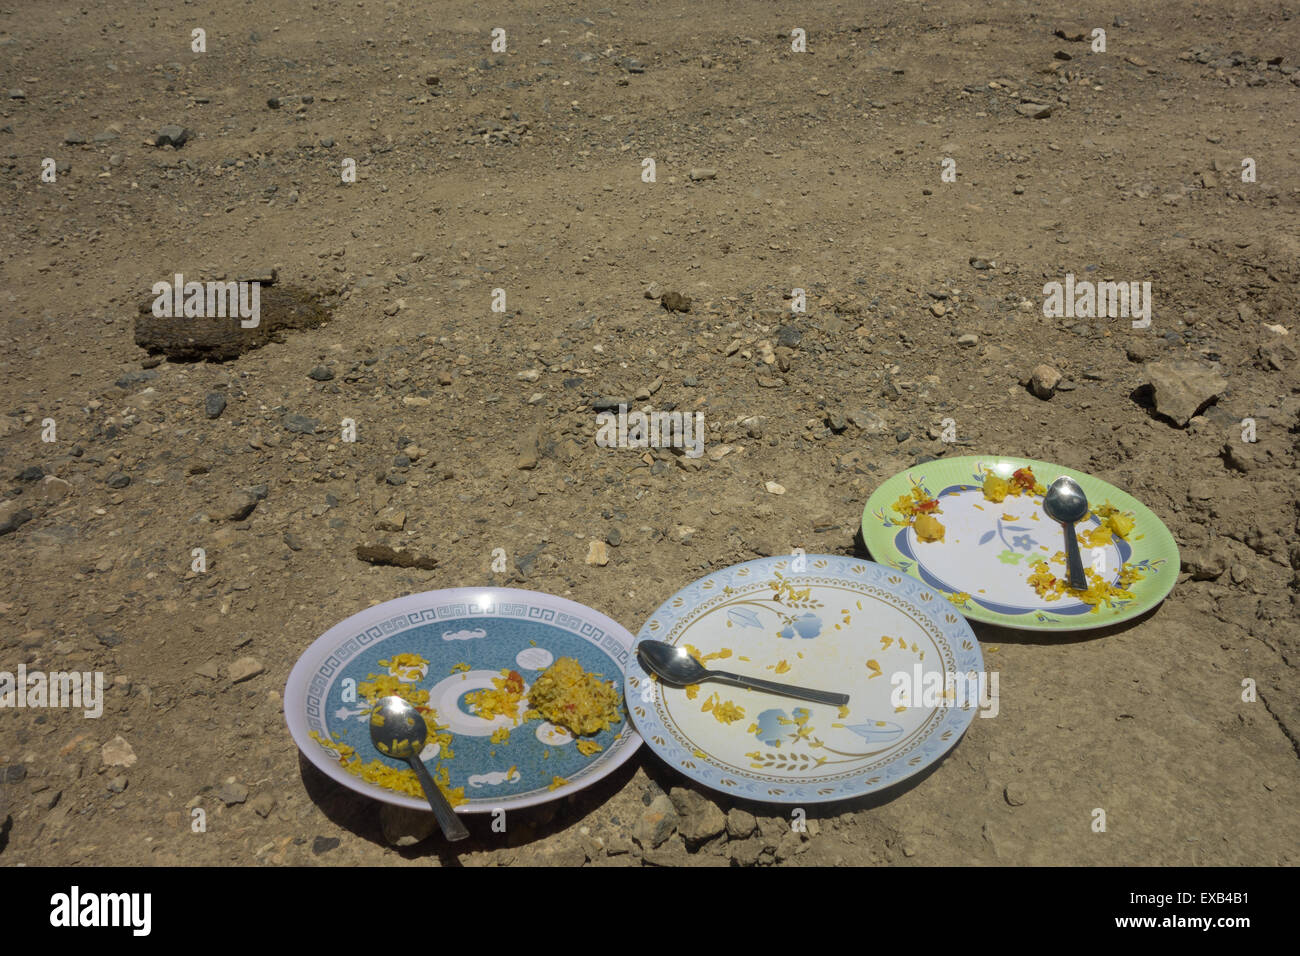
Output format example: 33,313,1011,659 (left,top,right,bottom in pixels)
355,544,438,570
585,539,609,566
1241,525,1283,560
216,780,249,805
633,793,679,849
669,787,726,845
727,837,763,865
1183,544,1228,580
17,465,43,481
101,736,137,768
283,413,319,435
0,501,34,535
1027,364,1062,399
847,408,889,433
228,657,265,683
755,815,786,850
1125,341,1154,363
775,829,808,861
380,804,438,846
194,660,221,680
63,130,88,145
726,807,757,839
106,775,128,794
221,490,259,521
930,301,947,317
153,124,190,148
1144,360,1227,427
249,793,276,818
311,835,340,855
957,333,979,347
764,481,786,495
643,281,661,300
204,392,227,419
776,325,803,349
37,476,72,504
969,257,993,270
660,291,691,313
374,507,406,532
689,167,717,181
135,283,332,361
1016,103,1053,119
1004,783,1027,806
516,424,541,470
106,472,131,489
308,365,334,381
